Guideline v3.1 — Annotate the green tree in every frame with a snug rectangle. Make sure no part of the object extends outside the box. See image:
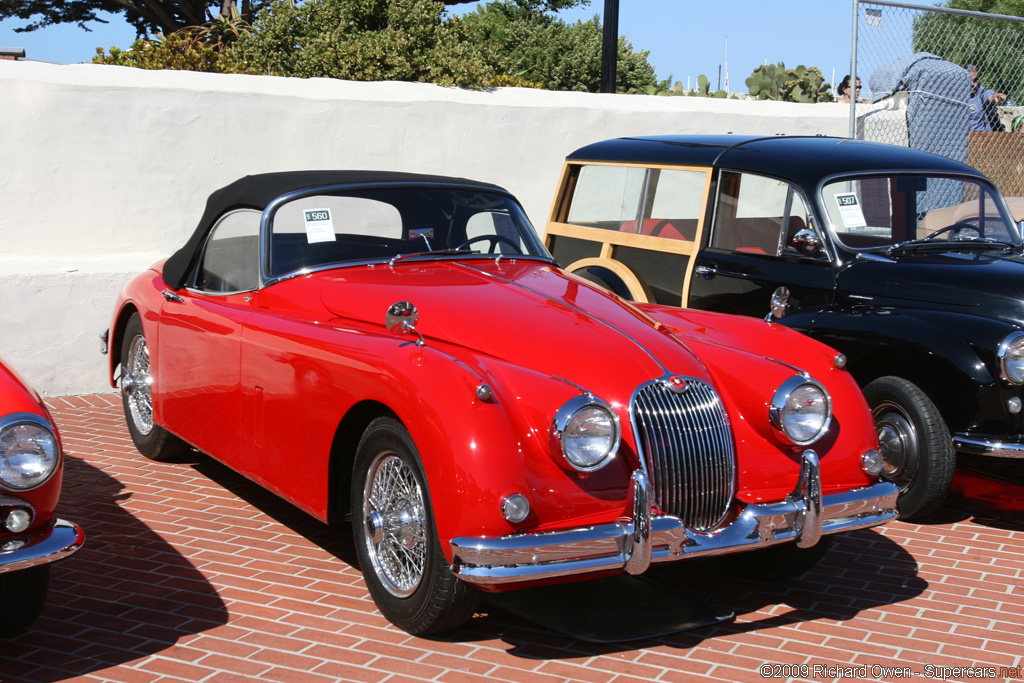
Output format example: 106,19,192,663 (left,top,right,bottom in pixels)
93,15,249,72
912,0,1024,102
0,0,504,36
461,1,657,92
230,0,501,87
